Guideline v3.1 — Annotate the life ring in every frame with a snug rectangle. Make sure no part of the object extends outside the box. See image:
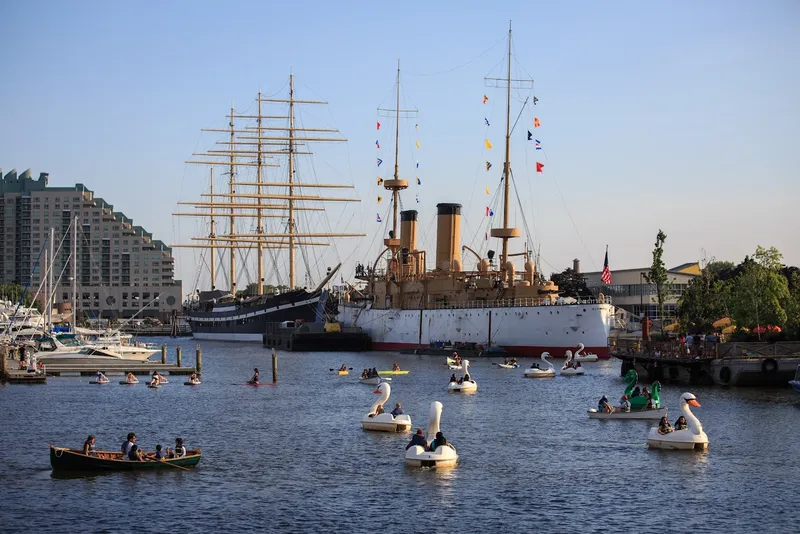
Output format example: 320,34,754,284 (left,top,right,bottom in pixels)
669,367,679,380
719,366,731,384
762,358,778,373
